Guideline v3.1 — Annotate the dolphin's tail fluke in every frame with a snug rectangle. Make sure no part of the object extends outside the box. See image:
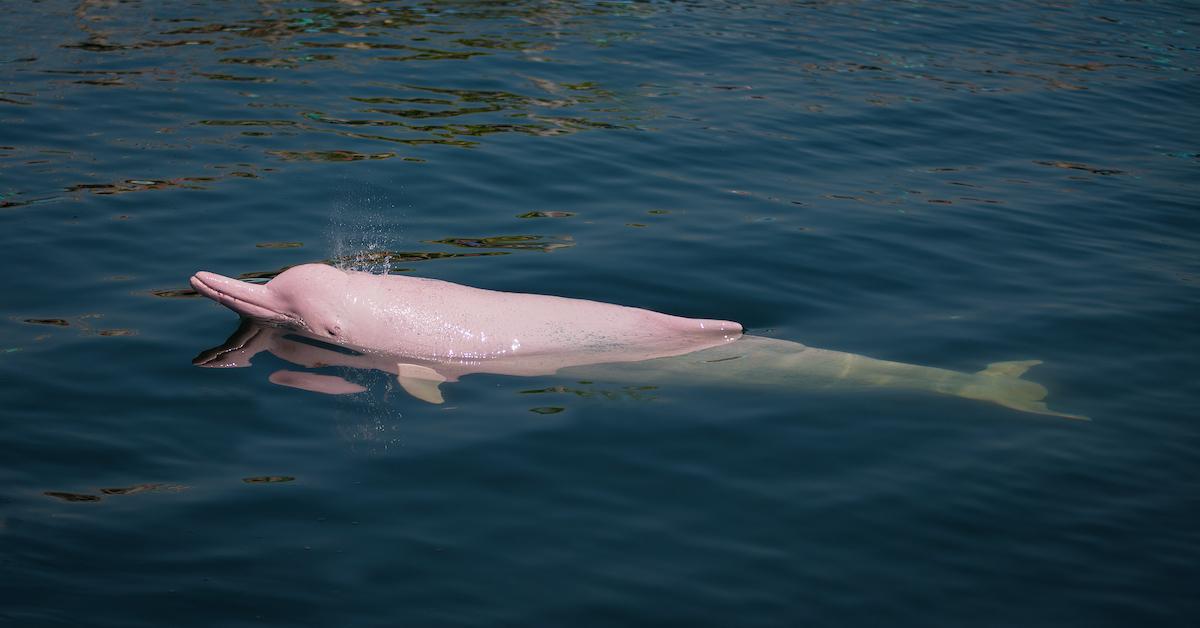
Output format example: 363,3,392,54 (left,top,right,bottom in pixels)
959,360,1088,420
